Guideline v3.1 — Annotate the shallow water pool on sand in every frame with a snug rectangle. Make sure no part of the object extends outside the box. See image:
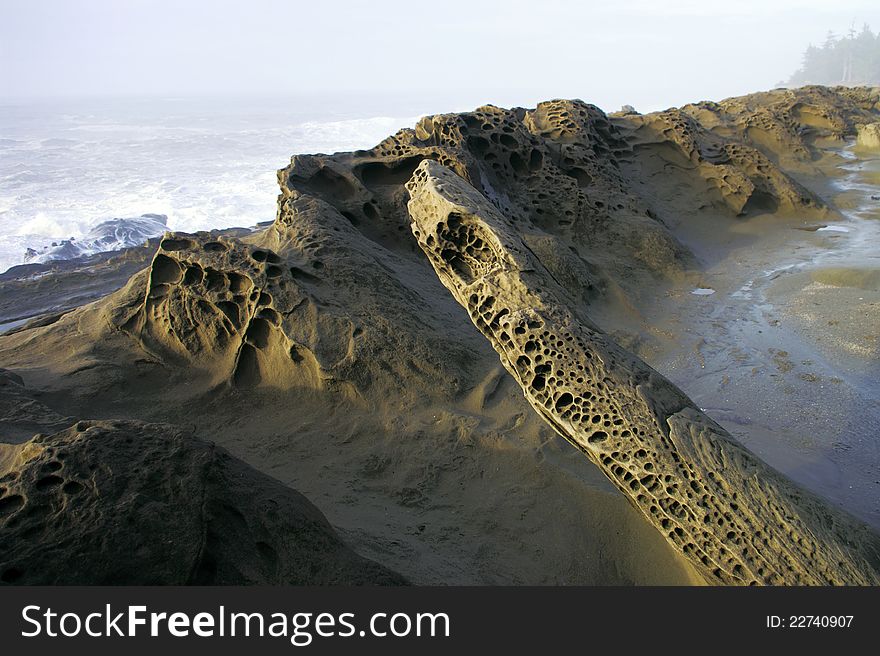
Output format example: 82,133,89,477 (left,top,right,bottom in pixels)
631,143,880,529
